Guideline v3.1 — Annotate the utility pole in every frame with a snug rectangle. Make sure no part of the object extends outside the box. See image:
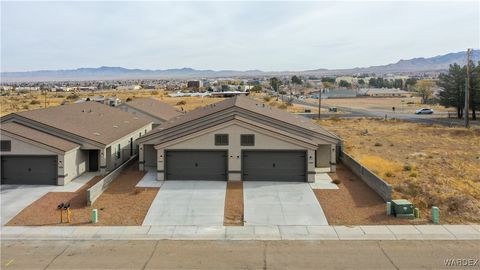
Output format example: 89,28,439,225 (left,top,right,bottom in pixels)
464,48,471,128
318,88,322,119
